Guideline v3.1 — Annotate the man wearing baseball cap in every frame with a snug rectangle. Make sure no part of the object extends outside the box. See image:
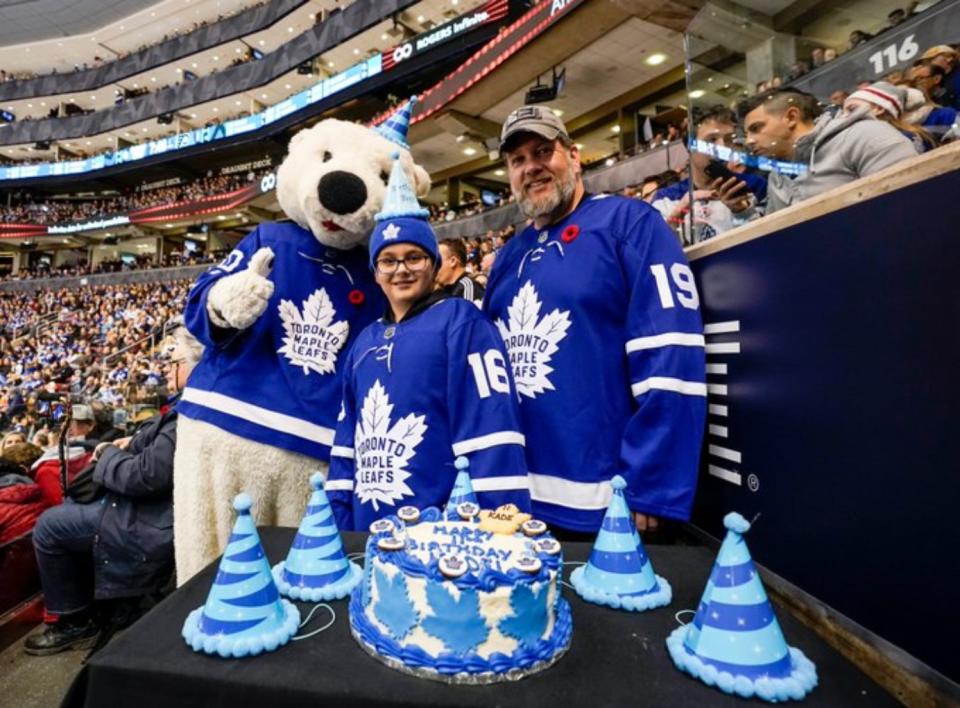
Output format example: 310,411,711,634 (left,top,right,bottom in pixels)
484,105,706,538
